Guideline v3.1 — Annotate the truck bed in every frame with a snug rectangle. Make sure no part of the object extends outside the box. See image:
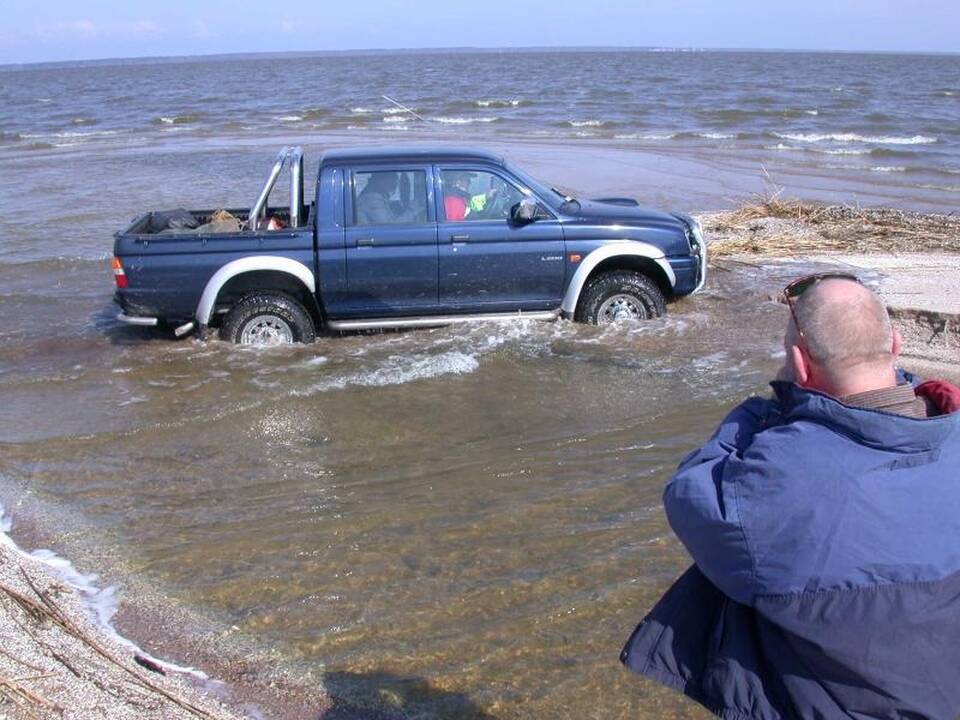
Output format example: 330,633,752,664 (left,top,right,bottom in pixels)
119,206,310,237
